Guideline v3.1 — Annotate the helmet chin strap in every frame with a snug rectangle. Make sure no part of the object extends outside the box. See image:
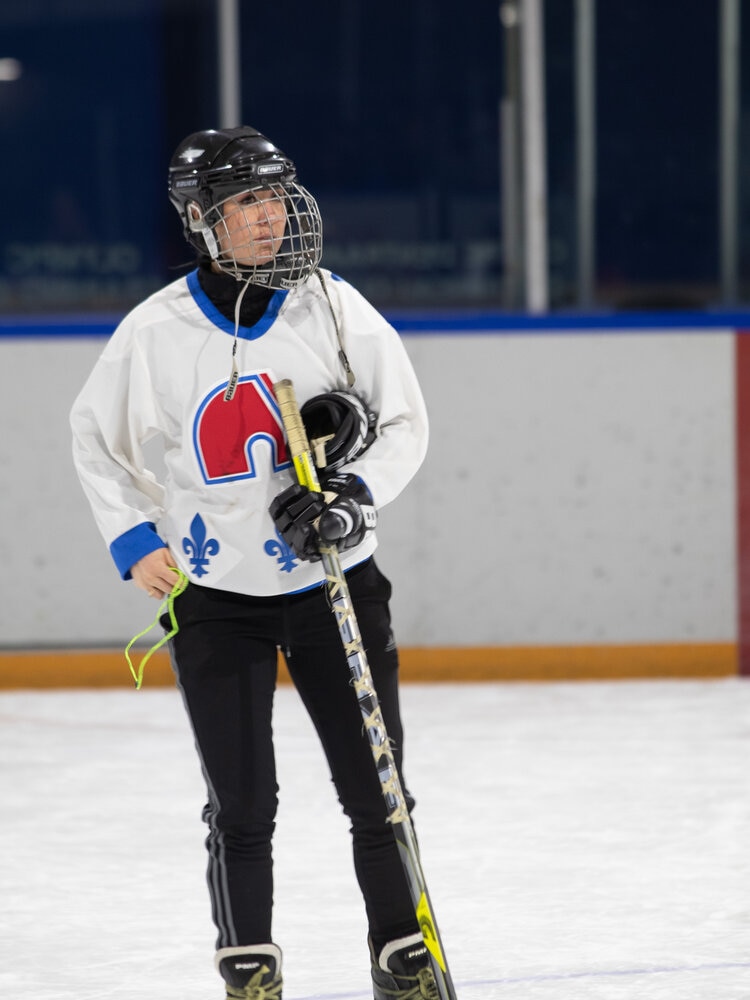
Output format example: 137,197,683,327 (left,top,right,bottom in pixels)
221,268,355,405
187,203,220,261
223,276,253,402
315,268,355,388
